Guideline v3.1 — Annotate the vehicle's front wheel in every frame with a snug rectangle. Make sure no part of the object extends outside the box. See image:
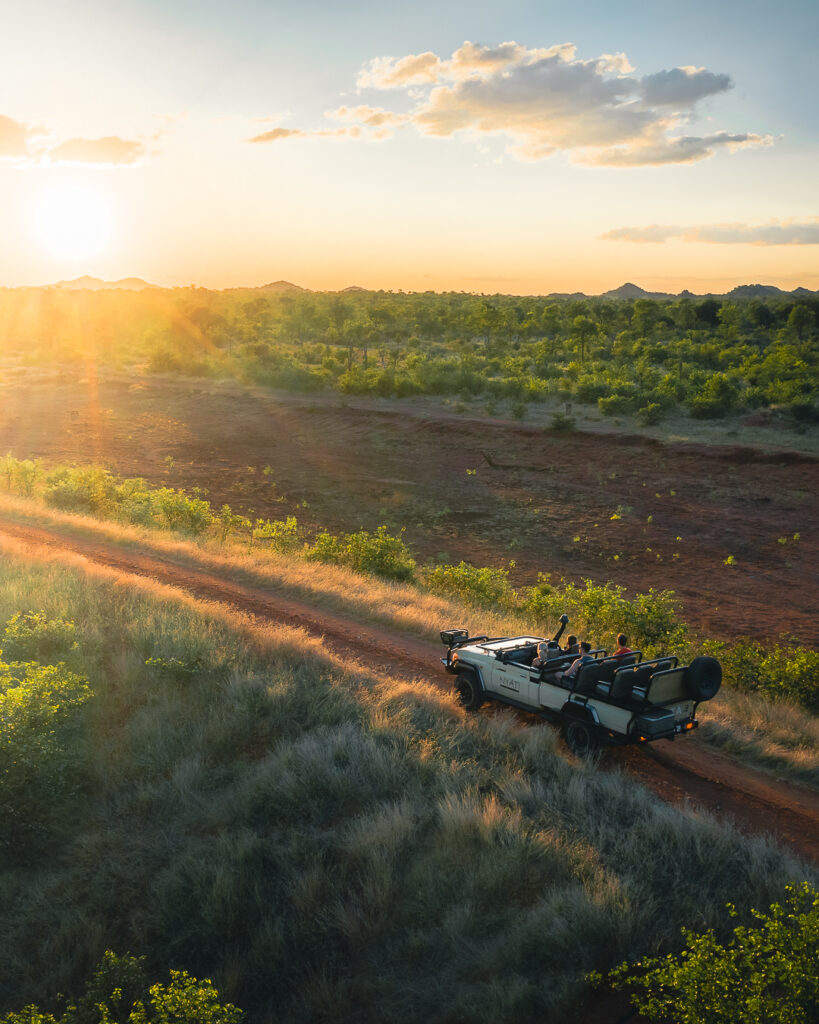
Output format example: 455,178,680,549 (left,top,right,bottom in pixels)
564,717,599,758
455,671,484,711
